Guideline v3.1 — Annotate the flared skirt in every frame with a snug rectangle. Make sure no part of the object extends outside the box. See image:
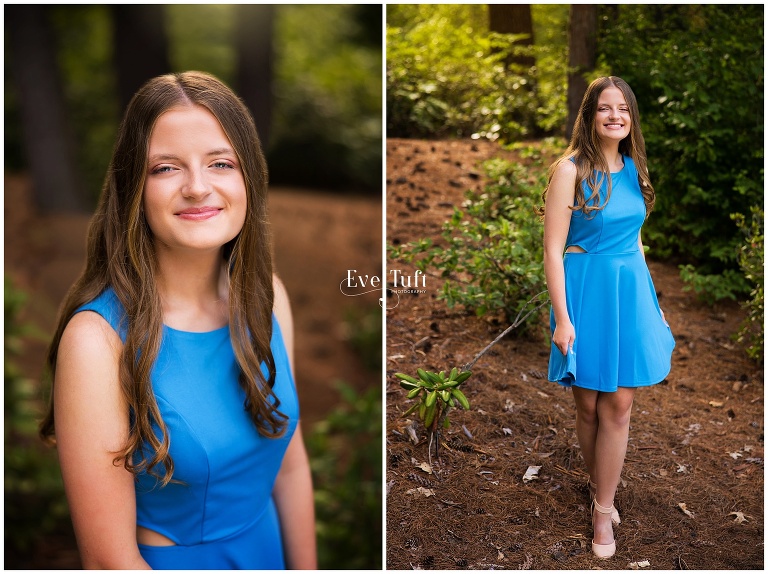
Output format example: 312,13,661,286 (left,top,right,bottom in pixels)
548,251,675,392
